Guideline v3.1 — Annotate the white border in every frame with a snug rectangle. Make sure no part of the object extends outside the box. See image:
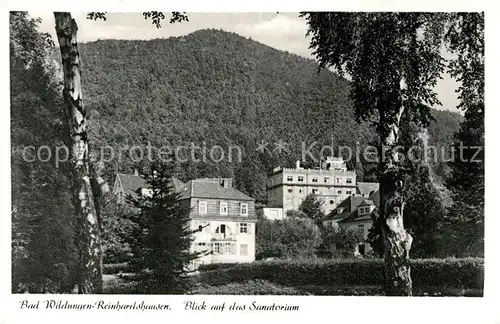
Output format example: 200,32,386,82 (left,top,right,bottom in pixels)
1,1,499,324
